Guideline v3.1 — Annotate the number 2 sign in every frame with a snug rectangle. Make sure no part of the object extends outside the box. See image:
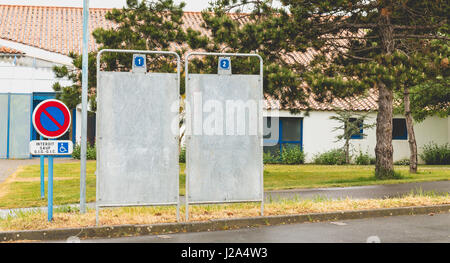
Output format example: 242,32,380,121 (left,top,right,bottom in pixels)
218,57,232,75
